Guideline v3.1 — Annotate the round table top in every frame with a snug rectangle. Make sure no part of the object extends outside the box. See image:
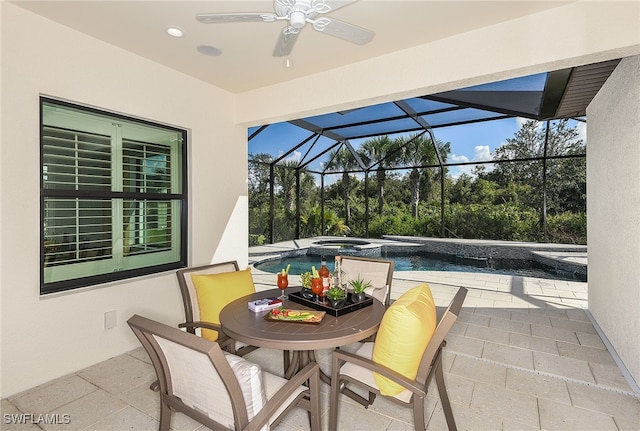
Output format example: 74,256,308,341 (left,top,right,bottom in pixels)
219,288,386,351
